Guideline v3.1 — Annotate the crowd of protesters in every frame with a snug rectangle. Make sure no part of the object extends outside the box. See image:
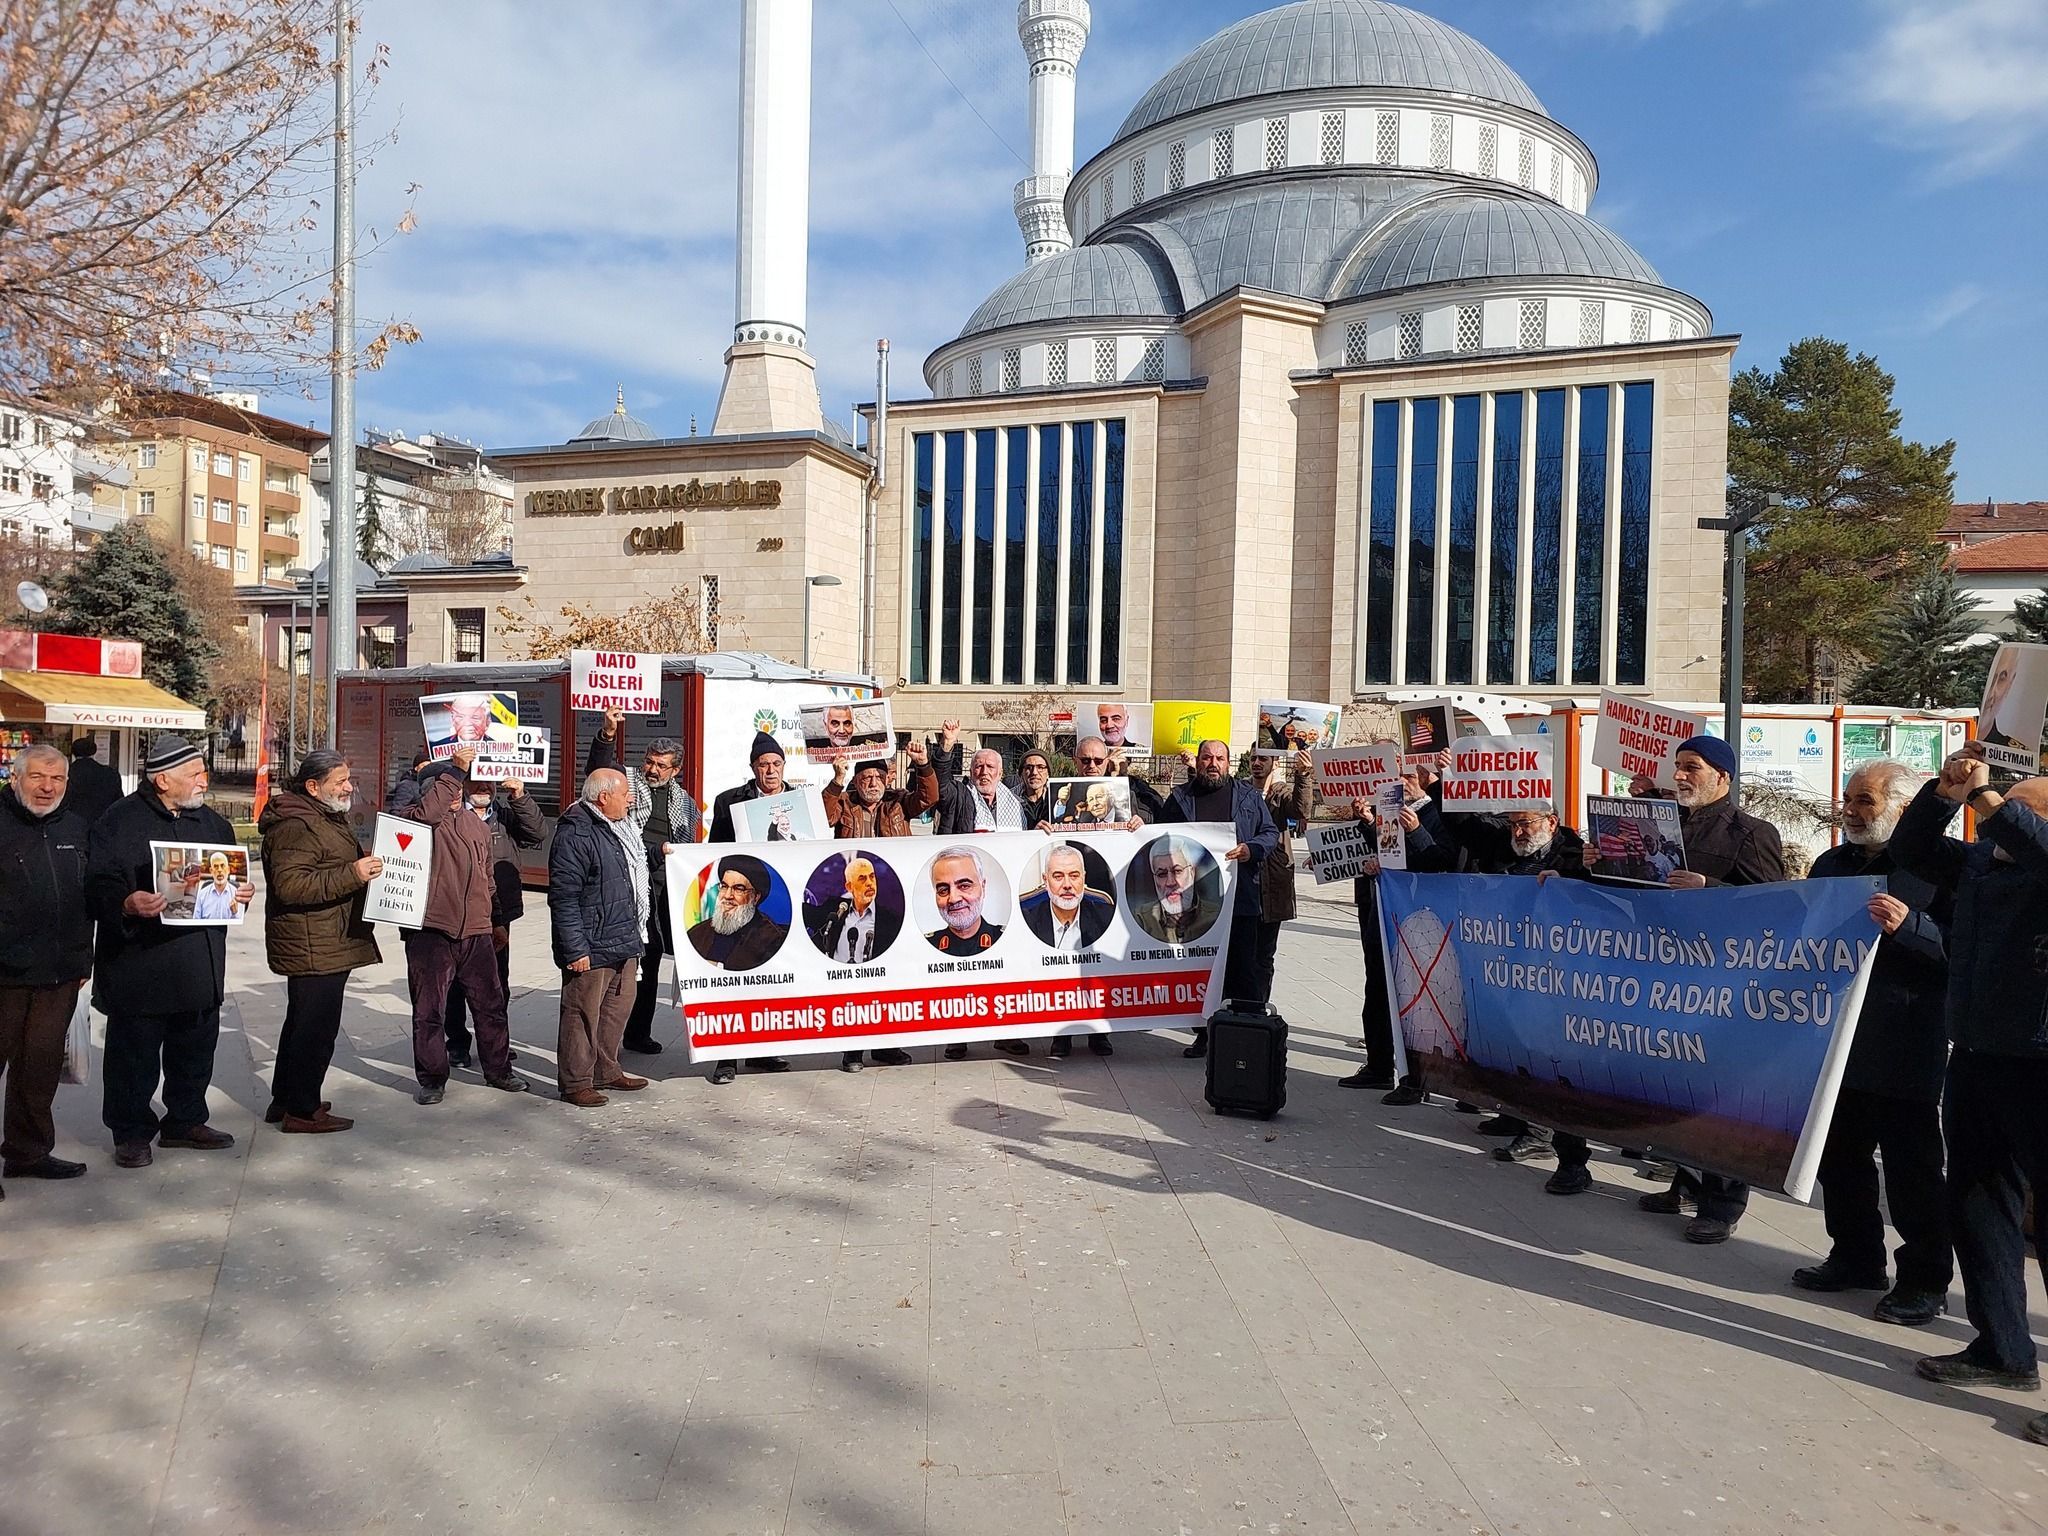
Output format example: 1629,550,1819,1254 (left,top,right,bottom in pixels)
2,713,2044,1445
